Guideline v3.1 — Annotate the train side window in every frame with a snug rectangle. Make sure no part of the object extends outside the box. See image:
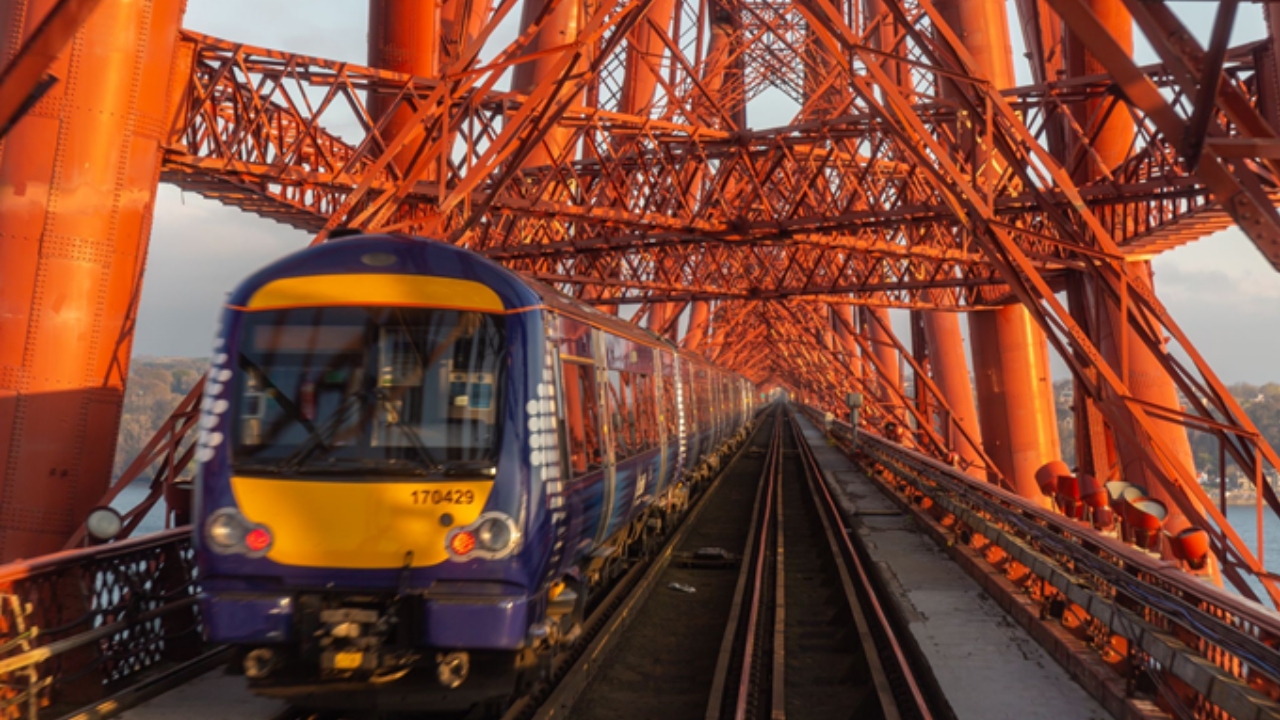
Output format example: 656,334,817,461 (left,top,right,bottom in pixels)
660,374,678,440
659,351,678,441
634,373,658,451
561,361,602,474
606,370,635,458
